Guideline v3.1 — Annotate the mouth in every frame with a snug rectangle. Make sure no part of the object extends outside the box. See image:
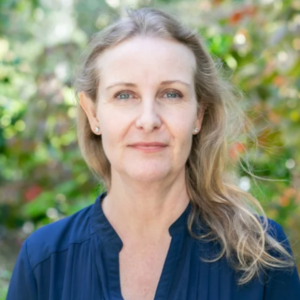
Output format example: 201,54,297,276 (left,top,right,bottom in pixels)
128,142,168,152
